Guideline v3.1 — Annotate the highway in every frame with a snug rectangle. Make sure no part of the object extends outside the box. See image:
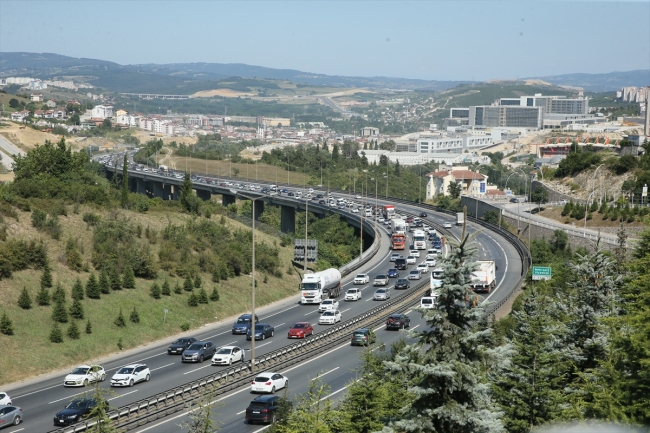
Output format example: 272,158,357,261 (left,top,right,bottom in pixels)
2,159,523,433
0,134,25,170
